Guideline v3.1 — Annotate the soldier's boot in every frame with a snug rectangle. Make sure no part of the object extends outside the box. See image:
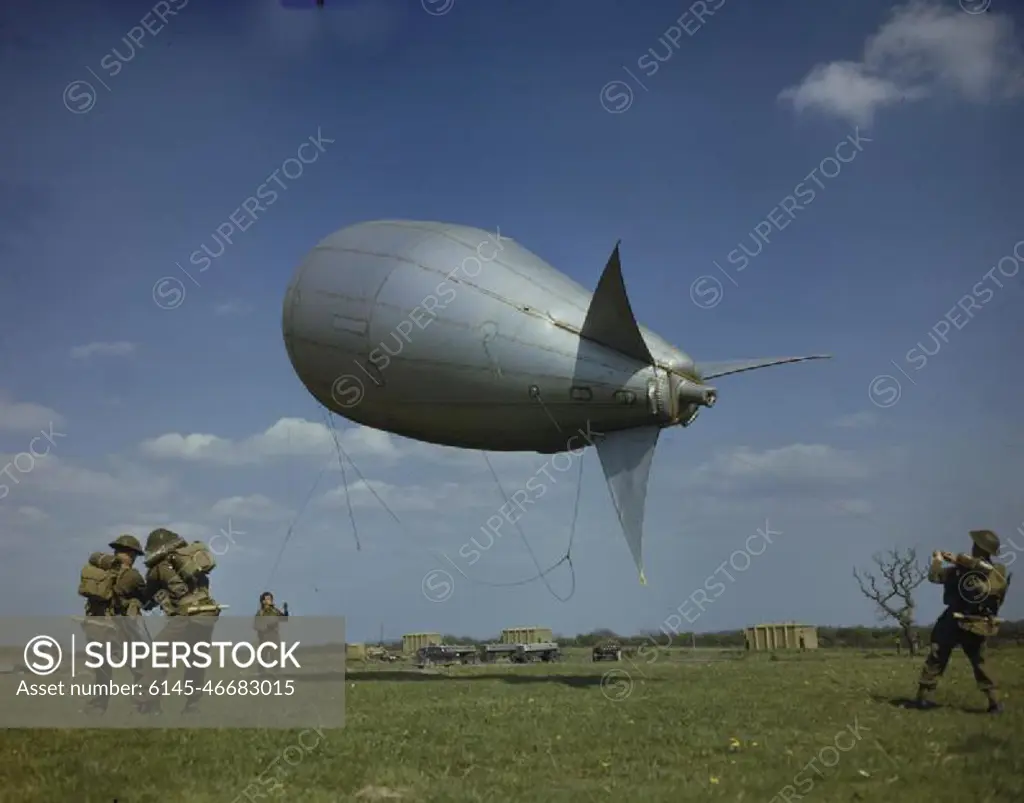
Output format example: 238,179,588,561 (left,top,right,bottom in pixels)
909,685,939,709
182,695,201,715
985,692,1003,714
135,699,162,715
